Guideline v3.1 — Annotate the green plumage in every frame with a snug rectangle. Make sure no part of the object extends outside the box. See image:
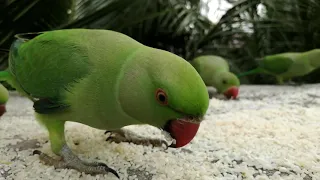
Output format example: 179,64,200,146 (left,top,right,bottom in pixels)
0,83,9,104
0,29,209,176
237,50,320,84
4,28,209,129
10,32,92,101
190,55,240,94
